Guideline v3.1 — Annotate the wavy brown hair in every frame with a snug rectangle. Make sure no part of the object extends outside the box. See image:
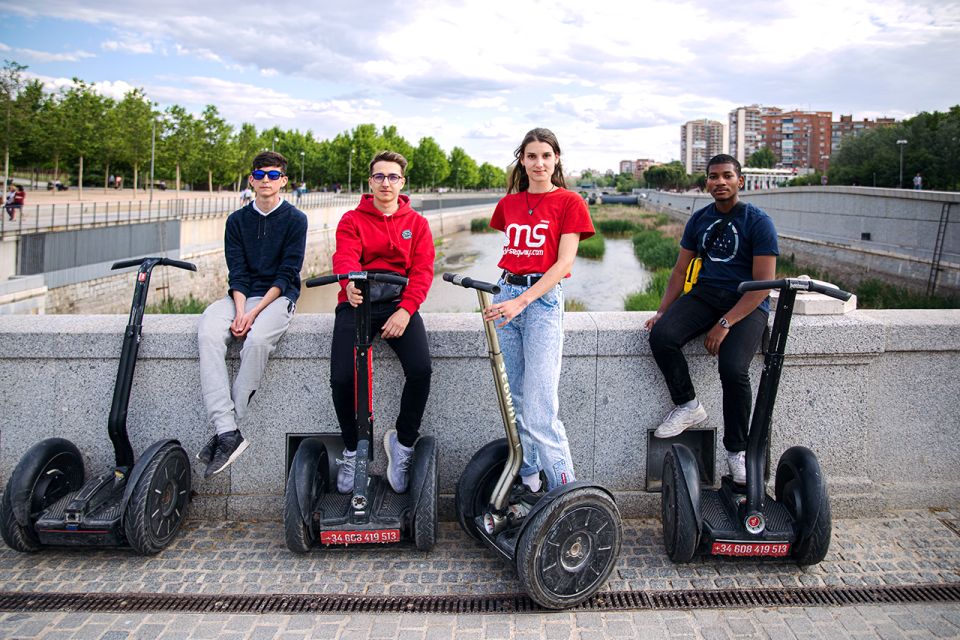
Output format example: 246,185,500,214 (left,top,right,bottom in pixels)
506,128,567,194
